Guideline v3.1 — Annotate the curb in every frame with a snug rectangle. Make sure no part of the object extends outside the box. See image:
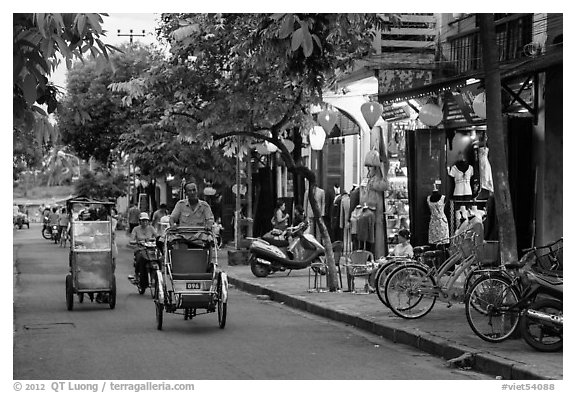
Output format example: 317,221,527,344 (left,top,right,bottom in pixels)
228,275,551,380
